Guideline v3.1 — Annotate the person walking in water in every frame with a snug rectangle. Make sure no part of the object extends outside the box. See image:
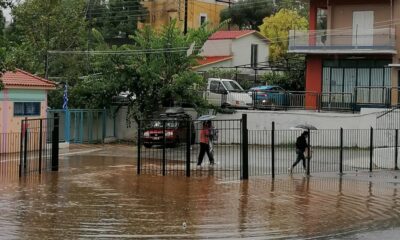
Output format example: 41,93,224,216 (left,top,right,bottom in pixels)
289,131,309,173
197,121,215,167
